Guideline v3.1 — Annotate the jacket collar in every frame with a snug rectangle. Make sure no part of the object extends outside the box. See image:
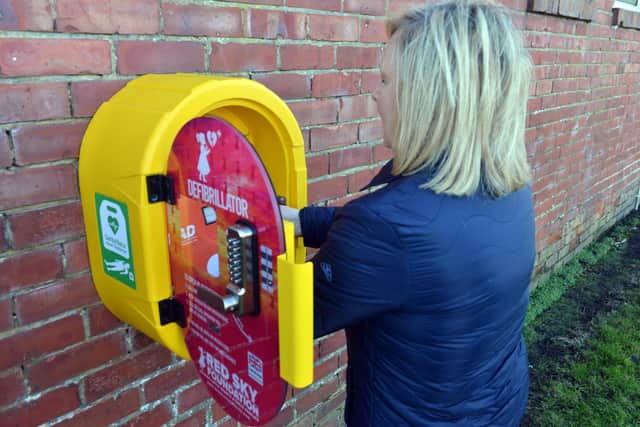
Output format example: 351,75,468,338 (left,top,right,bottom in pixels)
360,160,398,191
361,159,440,192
